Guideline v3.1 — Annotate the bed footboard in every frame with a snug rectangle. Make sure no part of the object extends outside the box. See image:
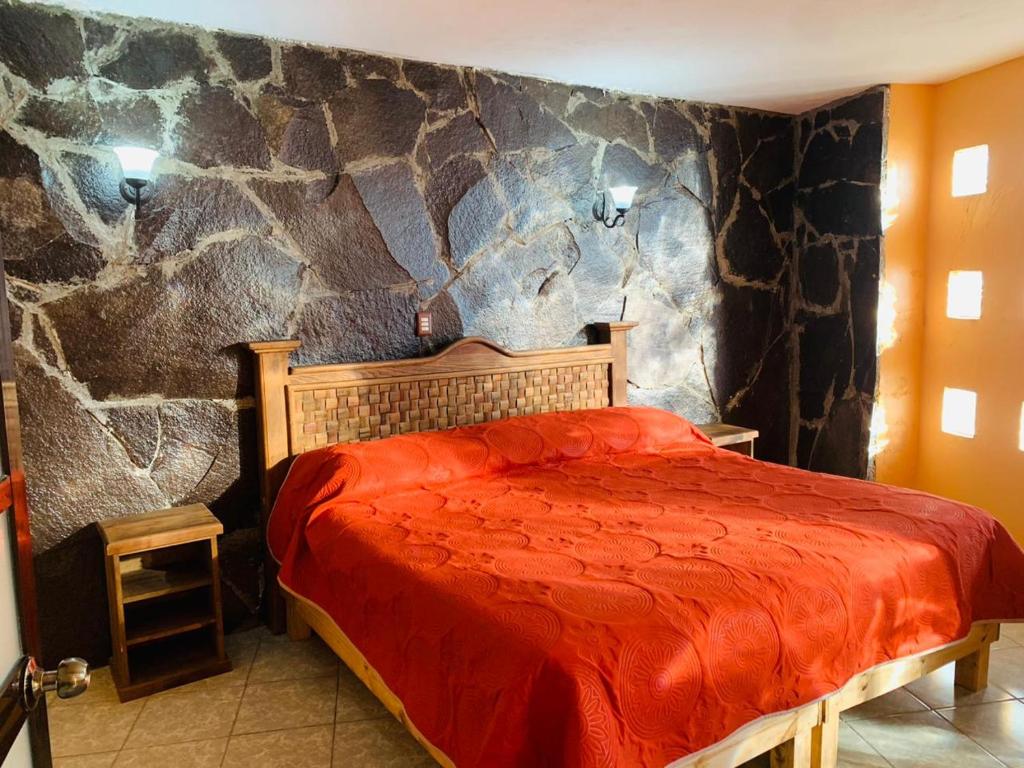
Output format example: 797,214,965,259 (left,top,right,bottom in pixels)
811,622,1000,768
